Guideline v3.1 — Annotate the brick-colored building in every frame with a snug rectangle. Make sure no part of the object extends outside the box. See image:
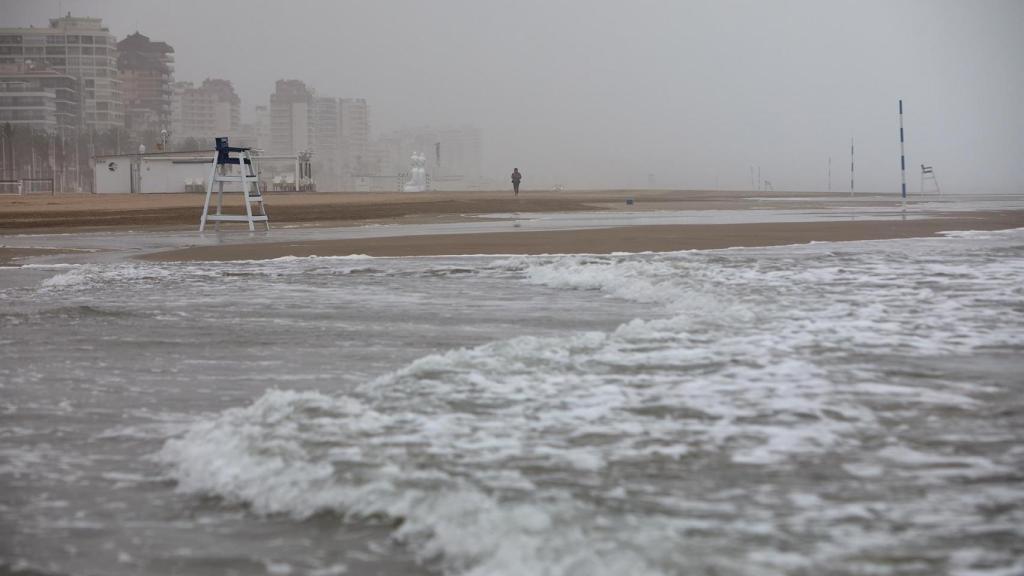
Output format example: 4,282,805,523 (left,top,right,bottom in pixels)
117,32,174,139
